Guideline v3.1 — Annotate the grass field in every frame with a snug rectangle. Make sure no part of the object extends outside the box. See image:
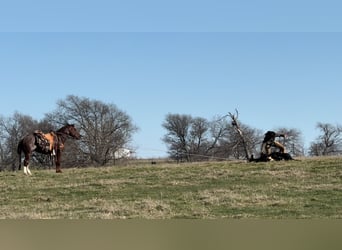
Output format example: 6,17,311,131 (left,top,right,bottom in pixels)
0,157,341,219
